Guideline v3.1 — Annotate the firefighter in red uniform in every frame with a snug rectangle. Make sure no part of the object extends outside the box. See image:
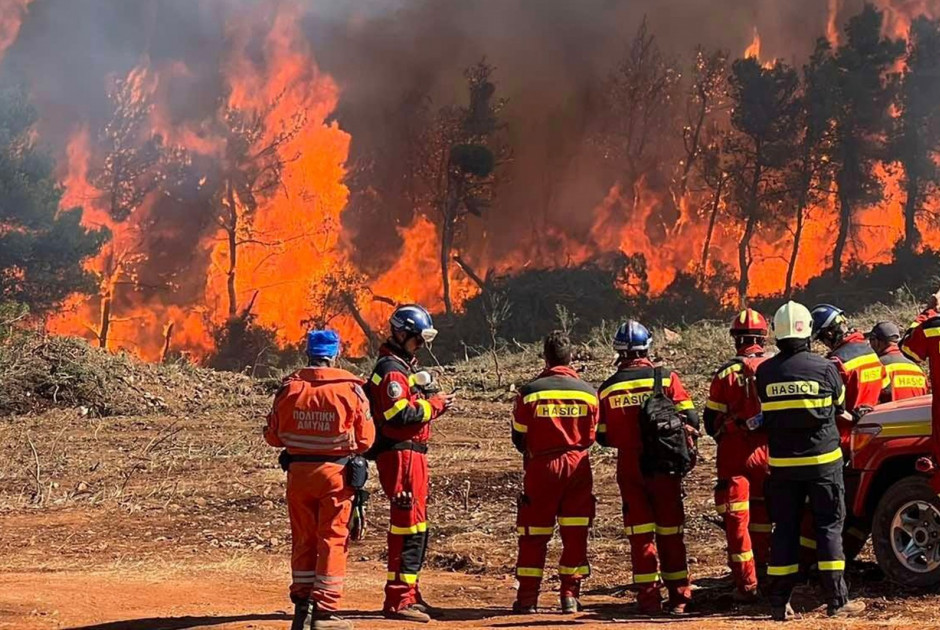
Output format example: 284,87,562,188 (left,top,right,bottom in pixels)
868,322,928,402
511,330,598,615
366,304,455,623
265,330,376,630
598,320,699,615
810,304,888,559
702,309,771,602
899,290,940,493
